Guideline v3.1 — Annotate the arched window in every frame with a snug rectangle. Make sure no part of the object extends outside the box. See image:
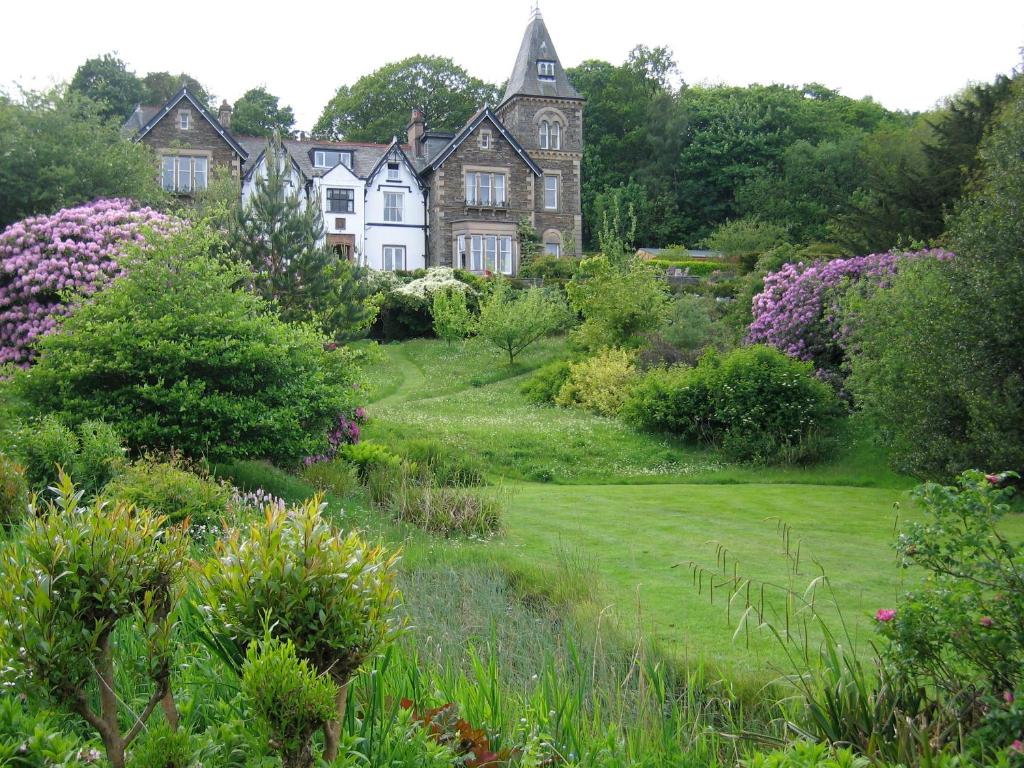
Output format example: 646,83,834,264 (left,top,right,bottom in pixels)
550,121,560,149
539,120,549,149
